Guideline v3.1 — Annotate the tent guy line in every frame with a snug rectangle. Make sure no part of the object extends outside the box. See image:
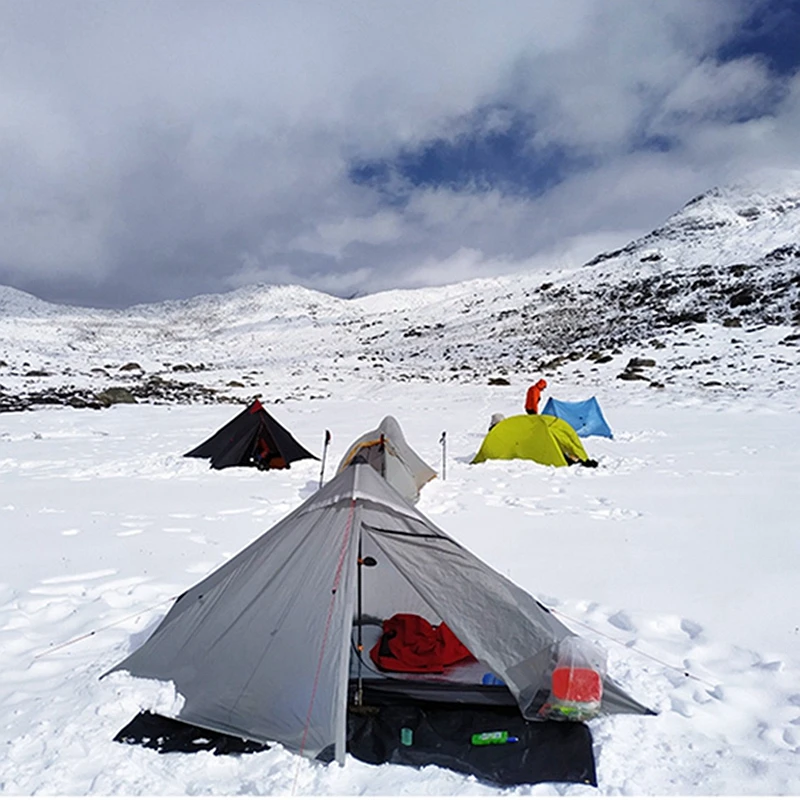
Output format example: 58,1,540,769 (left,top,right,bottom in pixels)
549,607,716,690
31,594,180,661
